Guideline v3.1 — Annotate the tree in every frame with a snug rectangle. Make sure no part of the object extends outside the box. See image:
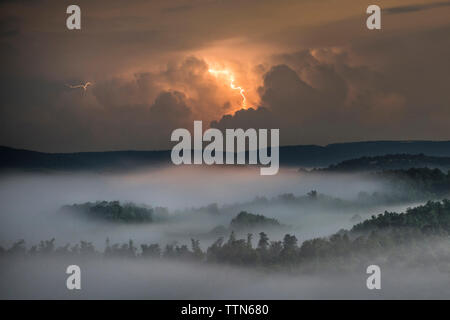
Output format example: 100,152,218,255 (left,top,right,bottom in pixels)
191,239,204,260
257,232,269,250
228,231,236,244
307,190,318,199
246,233,253,249
141,243,161,258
